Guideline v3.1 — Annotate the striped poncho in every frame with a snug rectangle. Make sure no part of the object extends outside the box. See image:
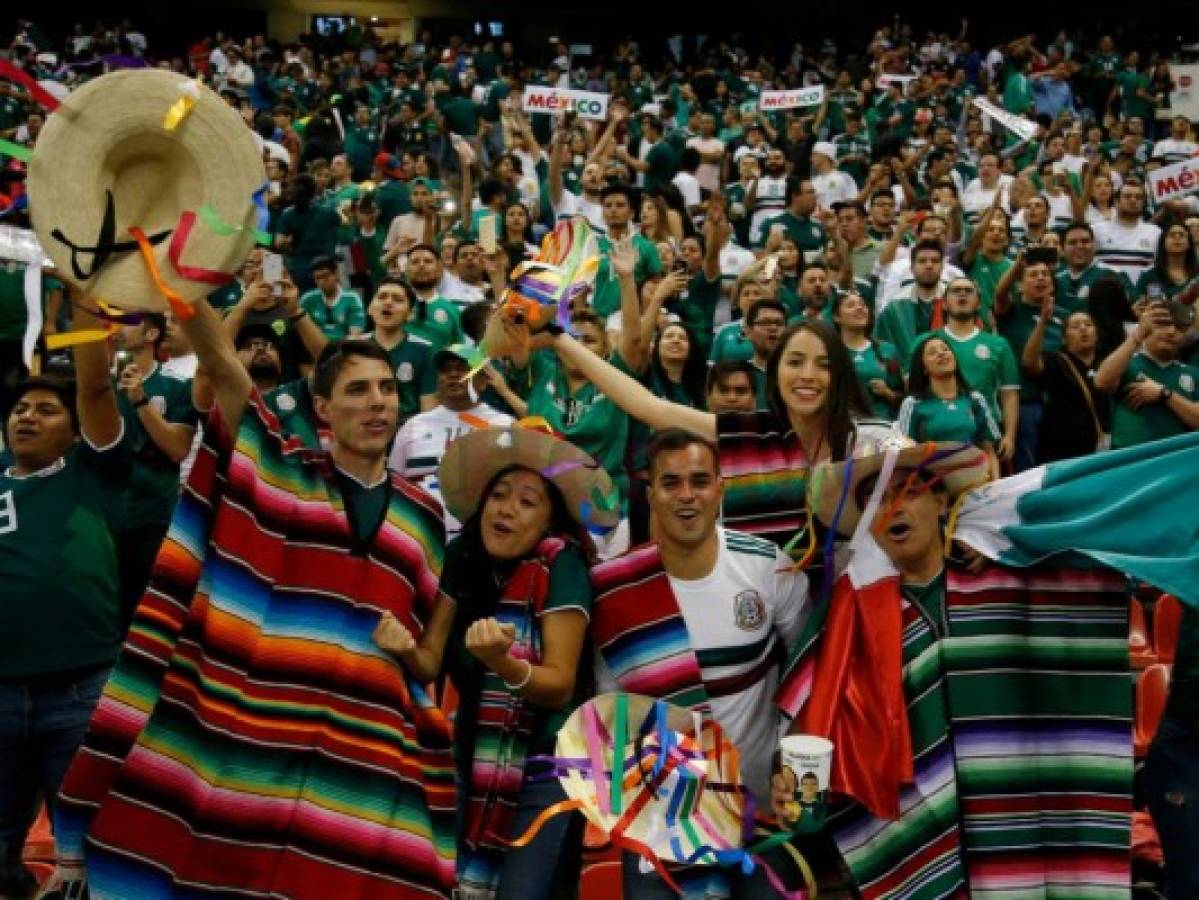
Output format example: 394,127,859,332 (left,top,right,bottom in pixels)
56,392,458,899
779,557,1132,899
